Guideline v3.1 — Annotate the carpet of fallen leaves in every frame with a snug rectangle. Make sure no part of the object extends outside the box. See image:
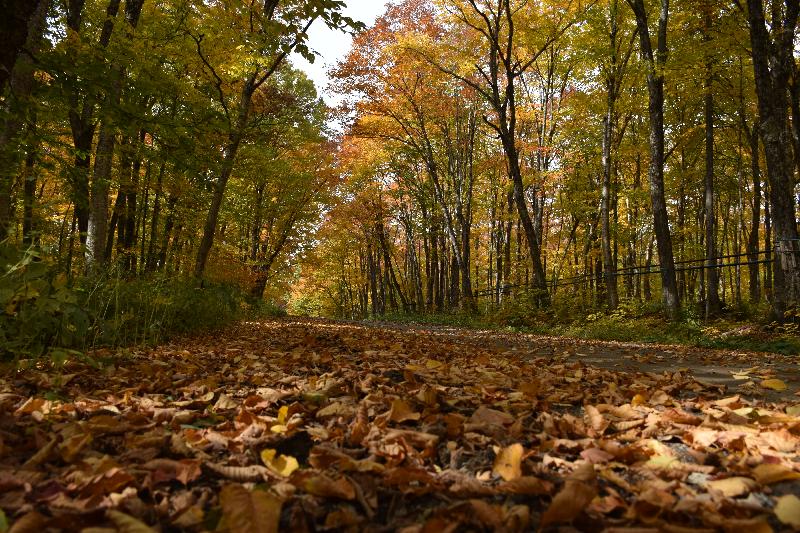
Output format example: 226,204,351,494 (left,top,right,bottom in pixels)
1,318,800,533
